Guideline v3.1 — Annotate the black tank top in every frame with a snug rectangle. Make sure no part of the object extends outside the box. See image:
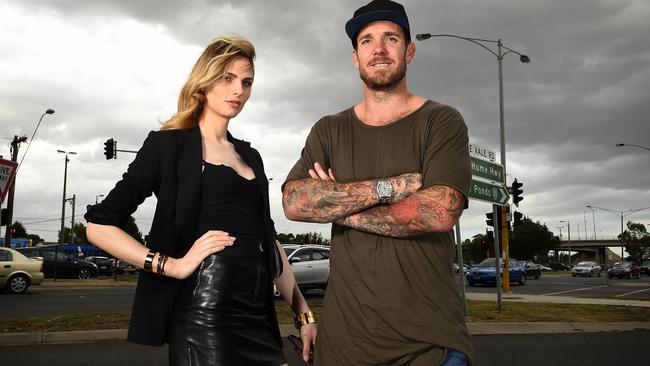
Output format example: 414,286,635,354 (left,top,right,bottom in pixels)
195,161,265,255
